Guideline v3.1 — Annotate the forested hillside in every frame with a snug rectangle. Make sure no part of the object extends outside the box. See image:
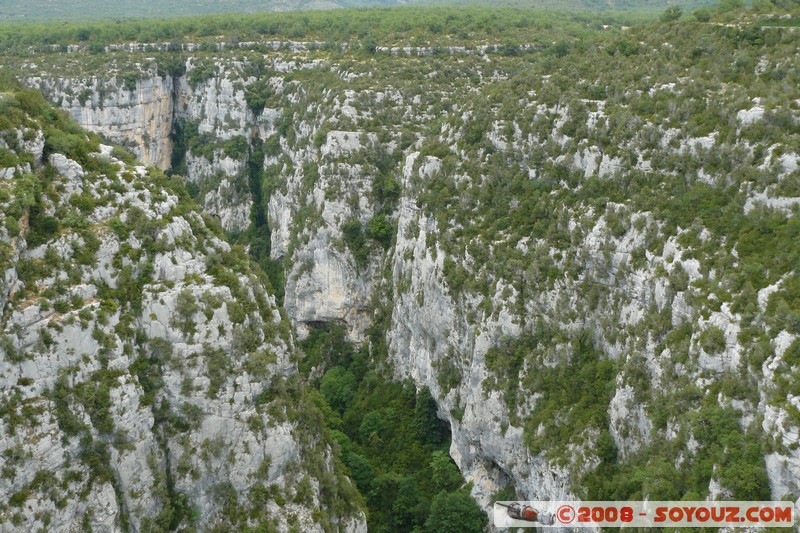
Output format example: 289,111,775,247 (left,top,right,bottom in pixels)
1,2,800,531
0,0,714,23
0,0,401,23
0,7,639,54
